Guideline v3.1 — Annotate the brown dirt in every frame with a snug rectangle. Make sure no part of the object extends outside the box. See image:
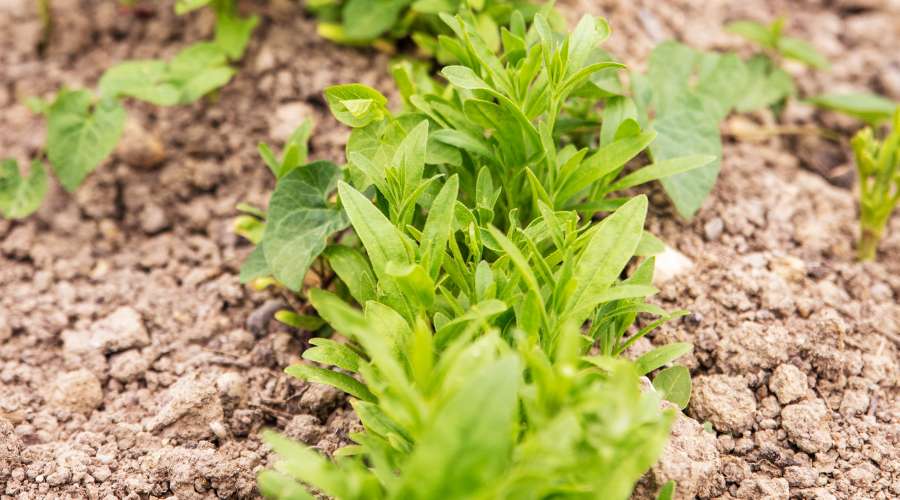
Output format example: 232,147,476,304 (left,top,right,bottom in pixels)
1,0,898,499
